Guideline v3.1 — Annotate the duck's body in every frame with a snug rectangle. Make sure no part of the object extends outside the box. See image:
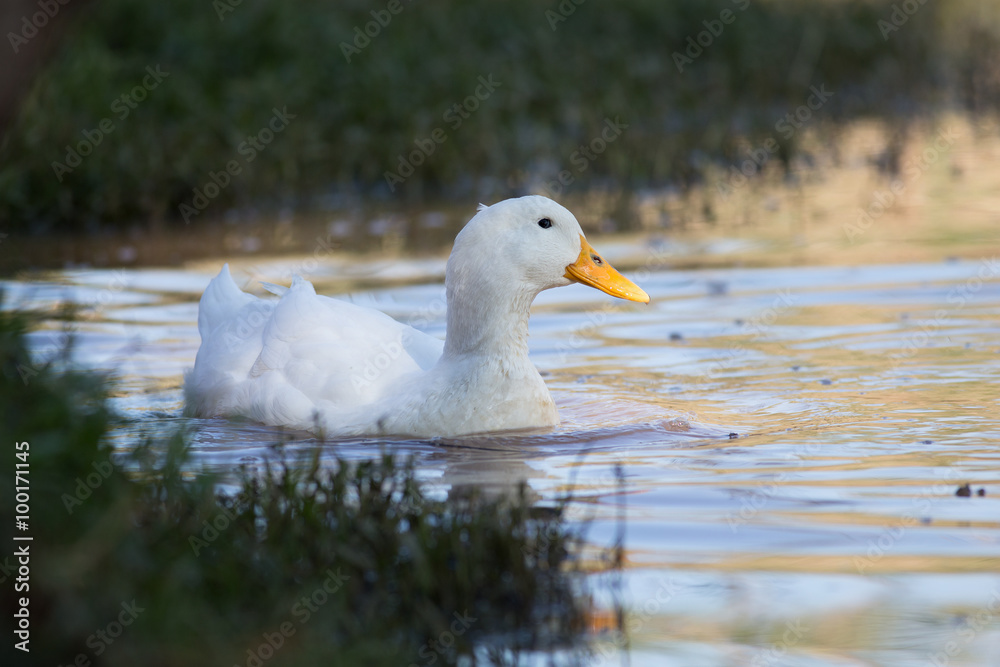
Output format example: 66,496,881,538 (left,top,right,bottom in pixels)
184,196,647,437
